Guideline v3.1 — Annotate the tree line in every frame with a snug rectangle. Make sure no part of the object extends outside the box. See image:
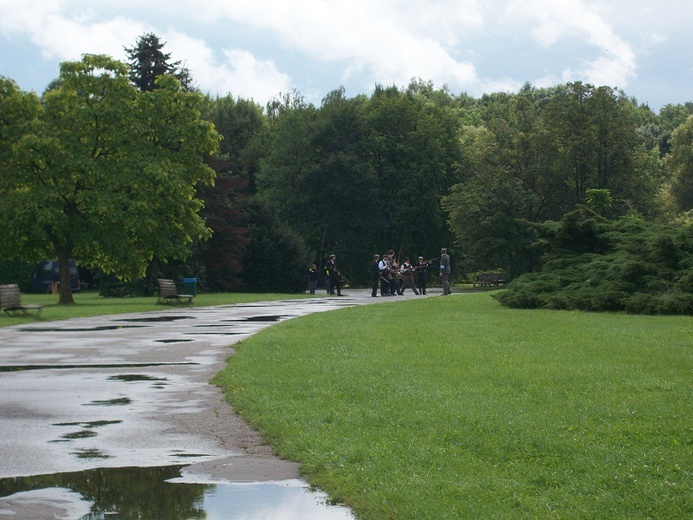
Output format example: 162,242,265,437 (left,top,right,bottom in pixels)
200,76,693,292
2,33,693,301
